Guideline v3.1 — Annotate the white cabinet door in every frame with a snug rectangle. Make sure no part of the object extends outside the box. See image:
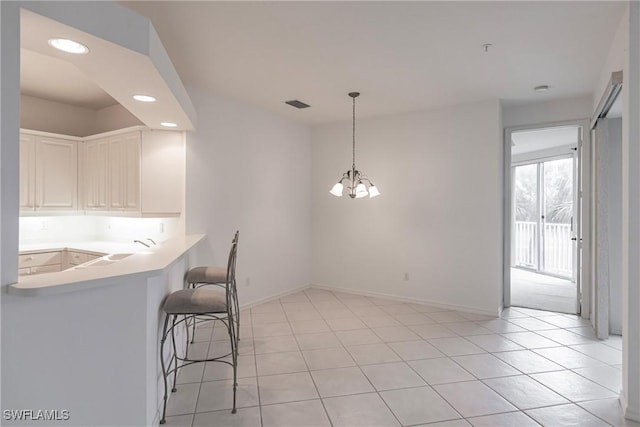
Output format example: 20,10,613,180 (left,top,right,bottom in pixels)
122,132,140,211
108,132,140,212
82,138,109,210
35,136,78,210
141,130,183,215
20,133,36,211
